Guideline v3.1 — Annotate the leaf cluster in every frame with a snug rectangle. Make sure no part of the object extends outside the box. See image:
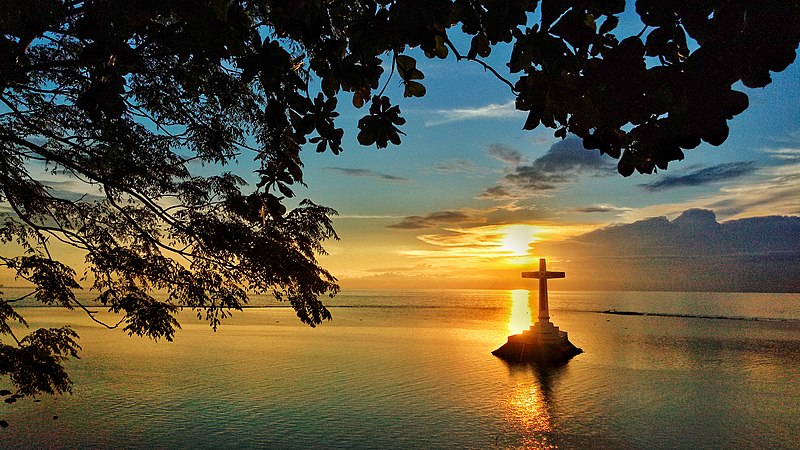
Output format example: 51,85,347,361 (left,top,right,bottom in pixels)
0,297,80,399
511,1,799,174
